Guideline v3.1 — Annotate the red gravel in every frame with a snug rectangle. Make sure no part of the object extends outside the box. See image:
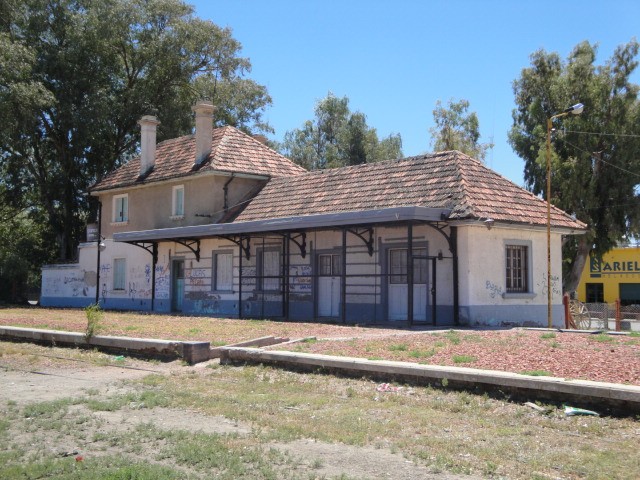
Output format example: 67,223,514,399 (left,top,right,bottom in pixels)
278,330,640,386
